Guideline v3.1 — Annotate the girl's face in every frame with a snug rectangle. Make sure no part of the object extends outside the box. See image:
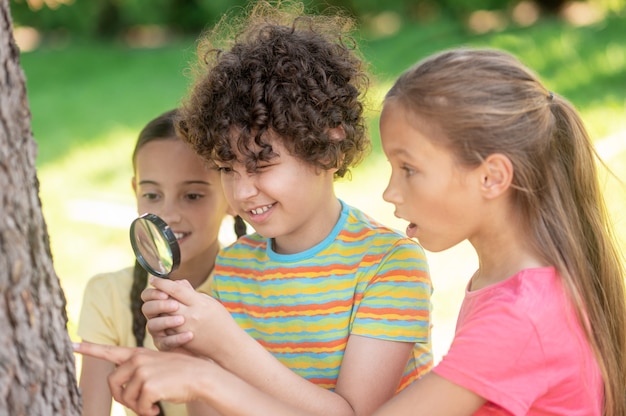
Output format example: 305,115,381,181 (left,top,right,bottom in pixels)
380,100,483,252
216,134,339,254
132,138,230,272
